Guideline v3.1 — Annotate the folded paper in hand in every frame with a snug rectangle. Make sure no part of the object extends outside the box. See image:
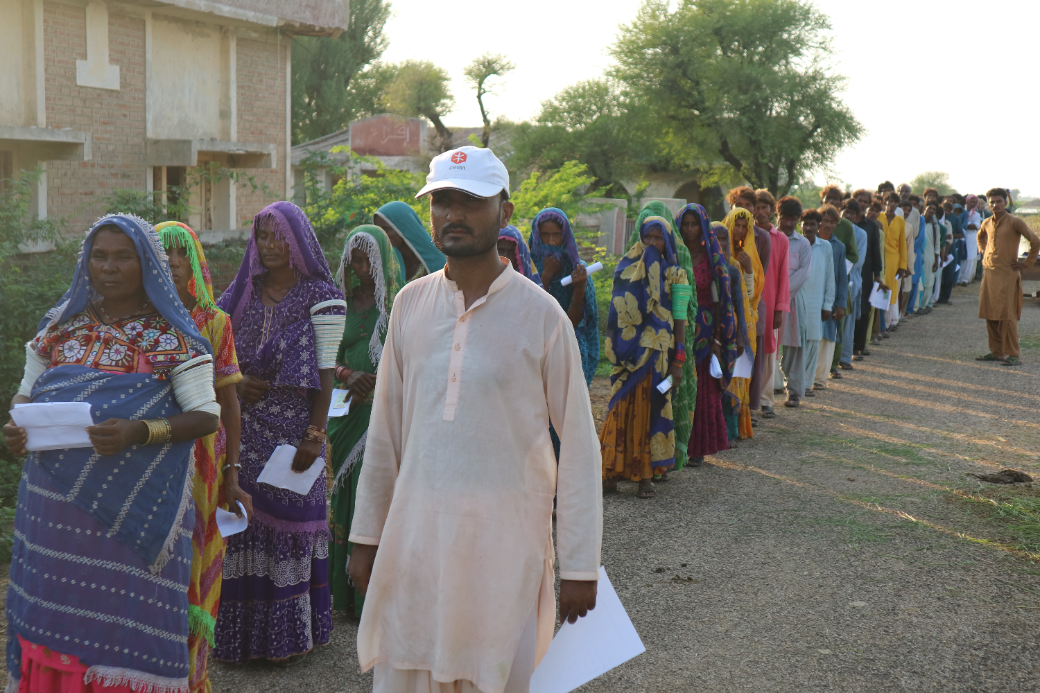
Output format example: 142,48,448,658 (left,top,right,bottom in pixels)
215,501,249,537
256,444,324,496
328,389,351,418
868,282,891,311
10,402,94,451
655,375,673,394
845,258,854,275
529,567,645,693
709,354,723,379
560,261,604,287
